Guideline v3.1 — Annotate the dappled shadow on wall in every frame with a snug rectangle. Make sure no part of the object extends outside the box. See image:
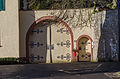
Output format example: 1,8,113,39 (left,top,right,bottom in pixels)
97,9,119,61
